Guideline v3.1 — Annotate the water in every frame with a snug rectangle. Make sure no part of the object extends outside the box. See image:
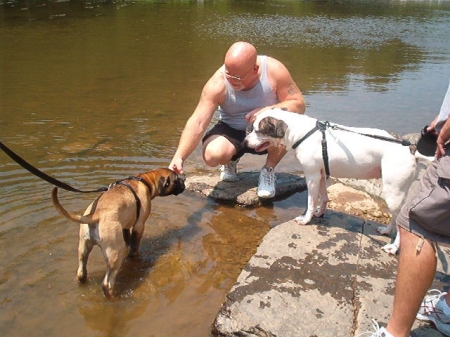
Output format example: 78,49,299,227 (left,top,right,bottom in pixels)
0,0,449,336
